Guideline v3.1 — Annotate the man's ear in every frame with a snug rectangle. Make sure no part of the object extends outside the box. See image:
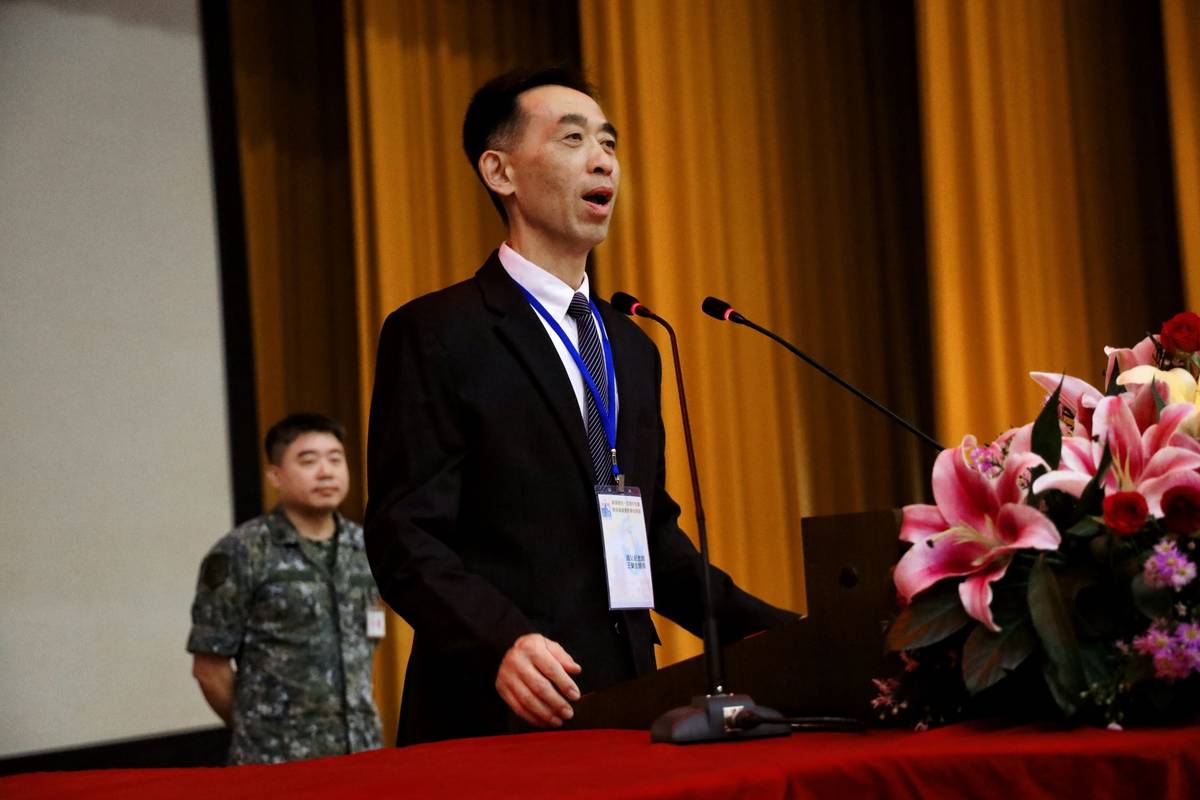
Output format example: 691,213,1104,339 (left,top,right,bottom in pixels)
265,464,281,490
478,150,515,198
